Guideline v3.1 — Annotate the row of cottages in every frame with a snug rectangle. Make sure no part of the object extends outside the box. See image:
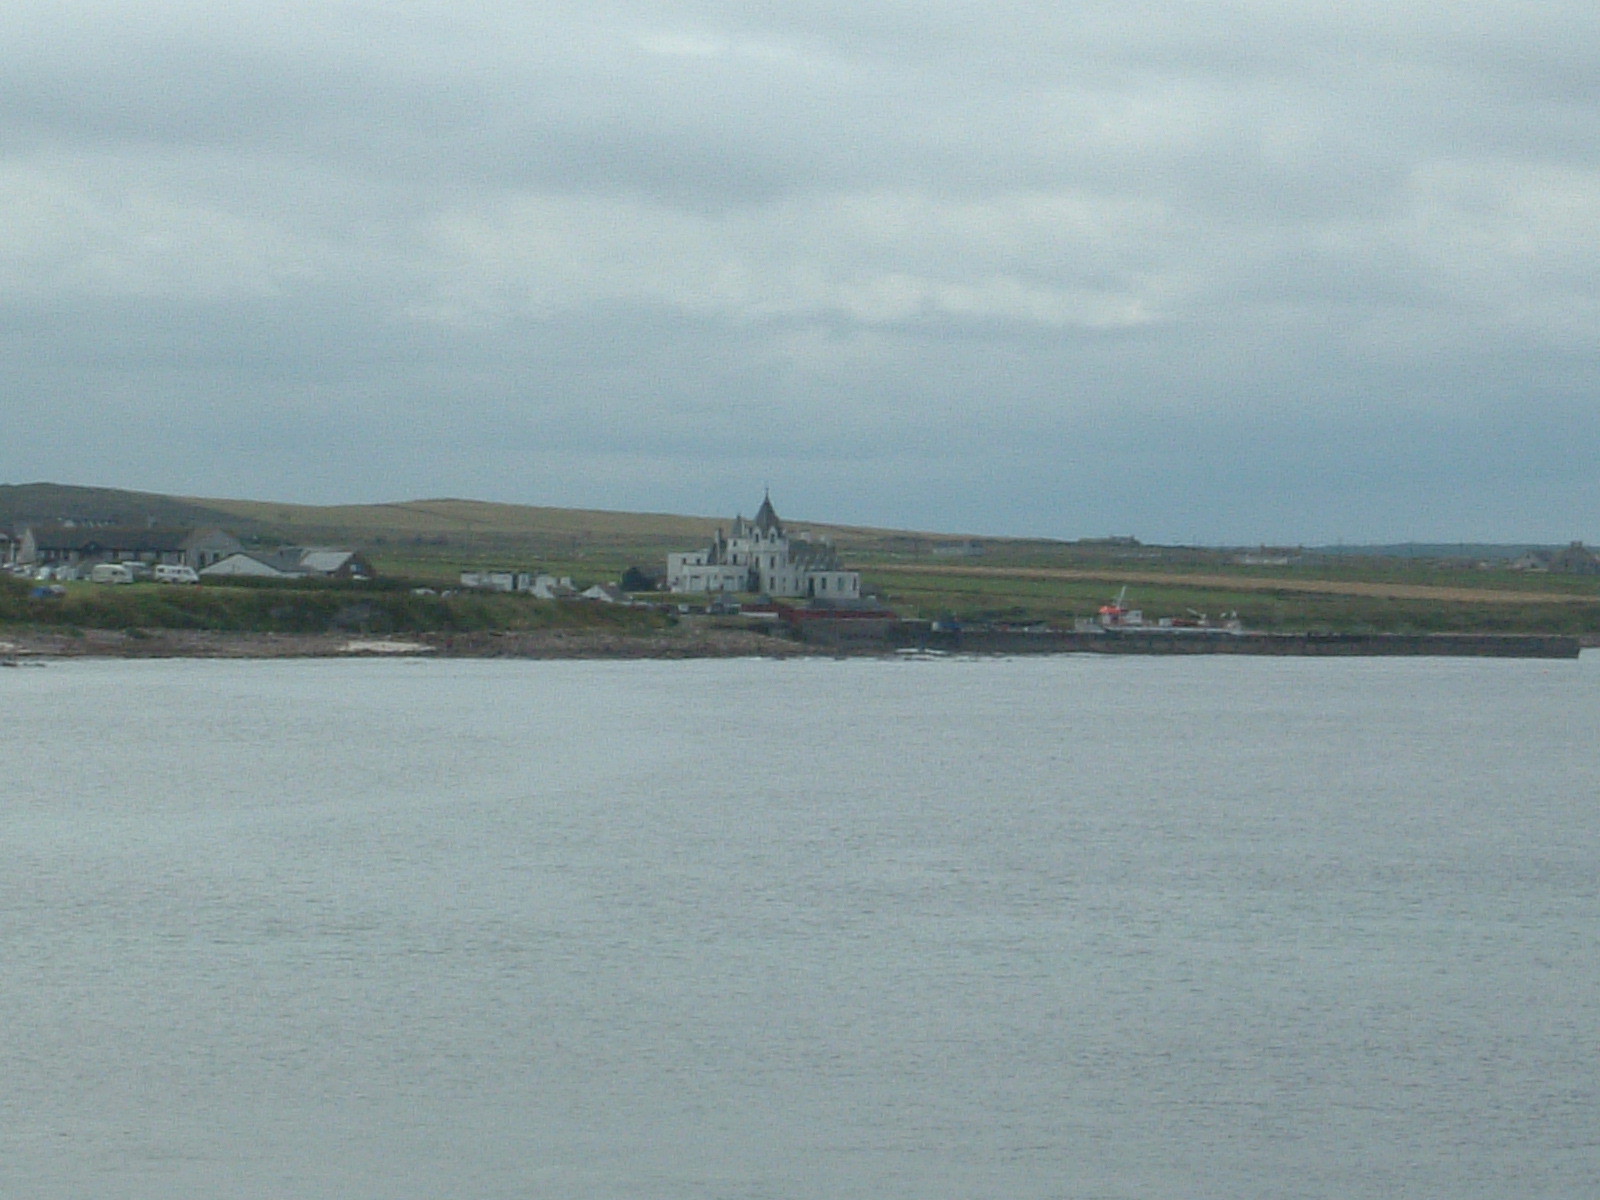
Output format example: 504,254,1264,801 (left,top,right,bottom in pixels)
201,547,373,581
11,524,243,570
460,570,575,598
667,494,861,600
459,570,630,604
